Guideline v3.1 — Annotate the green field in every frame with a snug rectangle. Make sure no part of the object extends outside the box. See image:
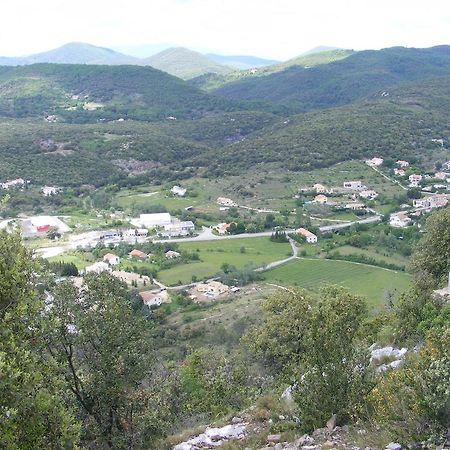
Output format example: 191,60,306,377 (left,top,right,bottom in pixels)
264,258,411,308
157,237,291,286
